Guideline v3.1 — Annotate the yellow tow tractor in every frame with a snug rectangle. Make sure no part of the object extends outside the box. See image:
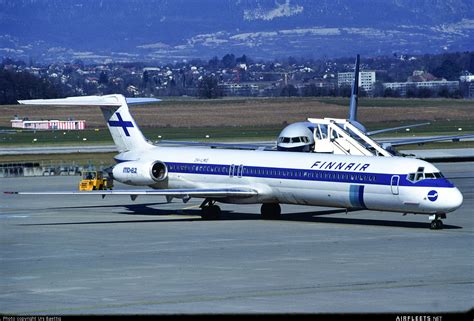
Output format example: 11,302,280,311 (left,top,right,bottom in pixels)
79,170,114,191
